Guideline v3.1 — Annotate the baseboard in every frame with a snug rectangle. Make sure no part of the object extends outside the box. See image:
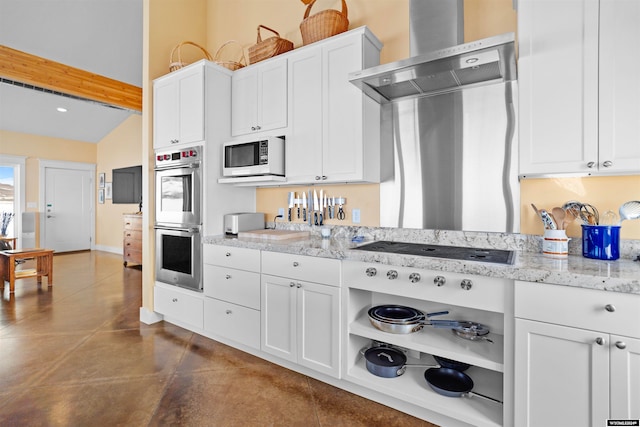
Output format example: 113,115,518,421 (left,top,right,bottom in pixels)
139,307,163,325
94,244,122,255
